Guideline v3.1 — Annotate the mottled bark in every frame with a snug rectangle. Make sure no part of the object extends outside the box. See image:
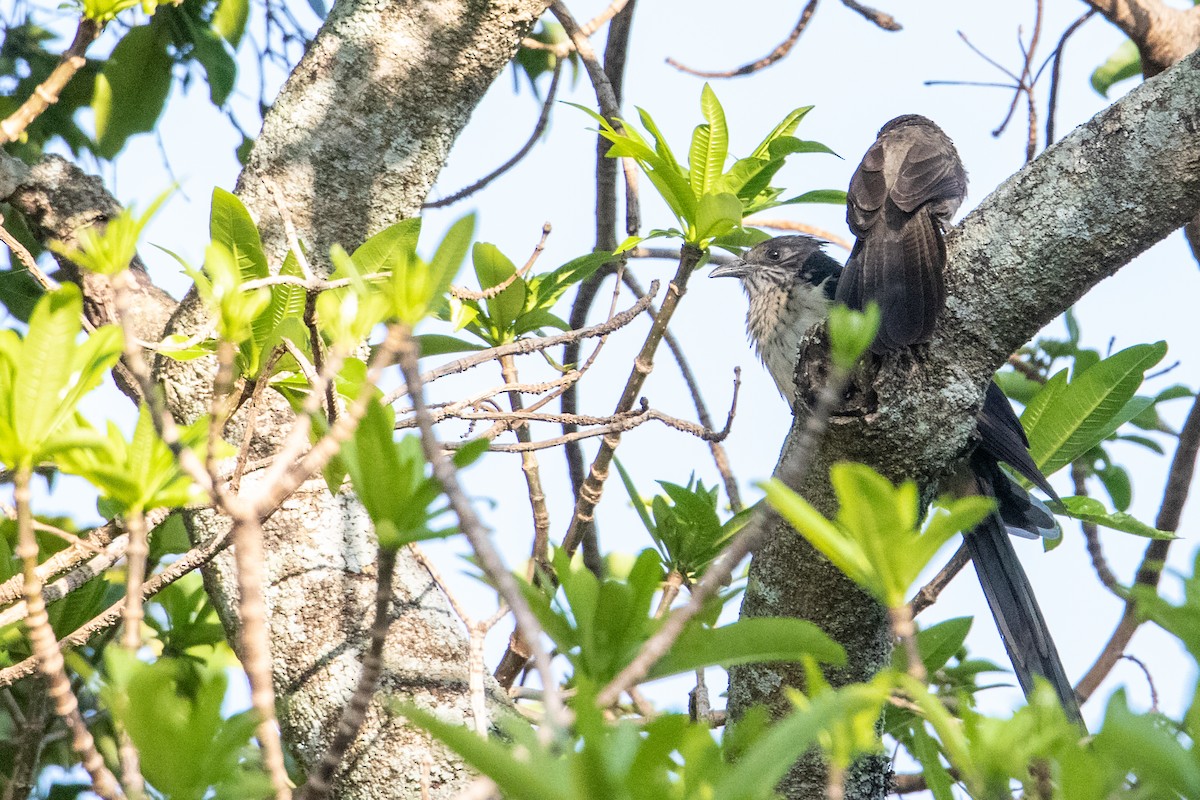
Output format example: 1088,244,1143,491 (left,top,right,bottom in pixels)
729,47,1200,800
150,1,547,798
